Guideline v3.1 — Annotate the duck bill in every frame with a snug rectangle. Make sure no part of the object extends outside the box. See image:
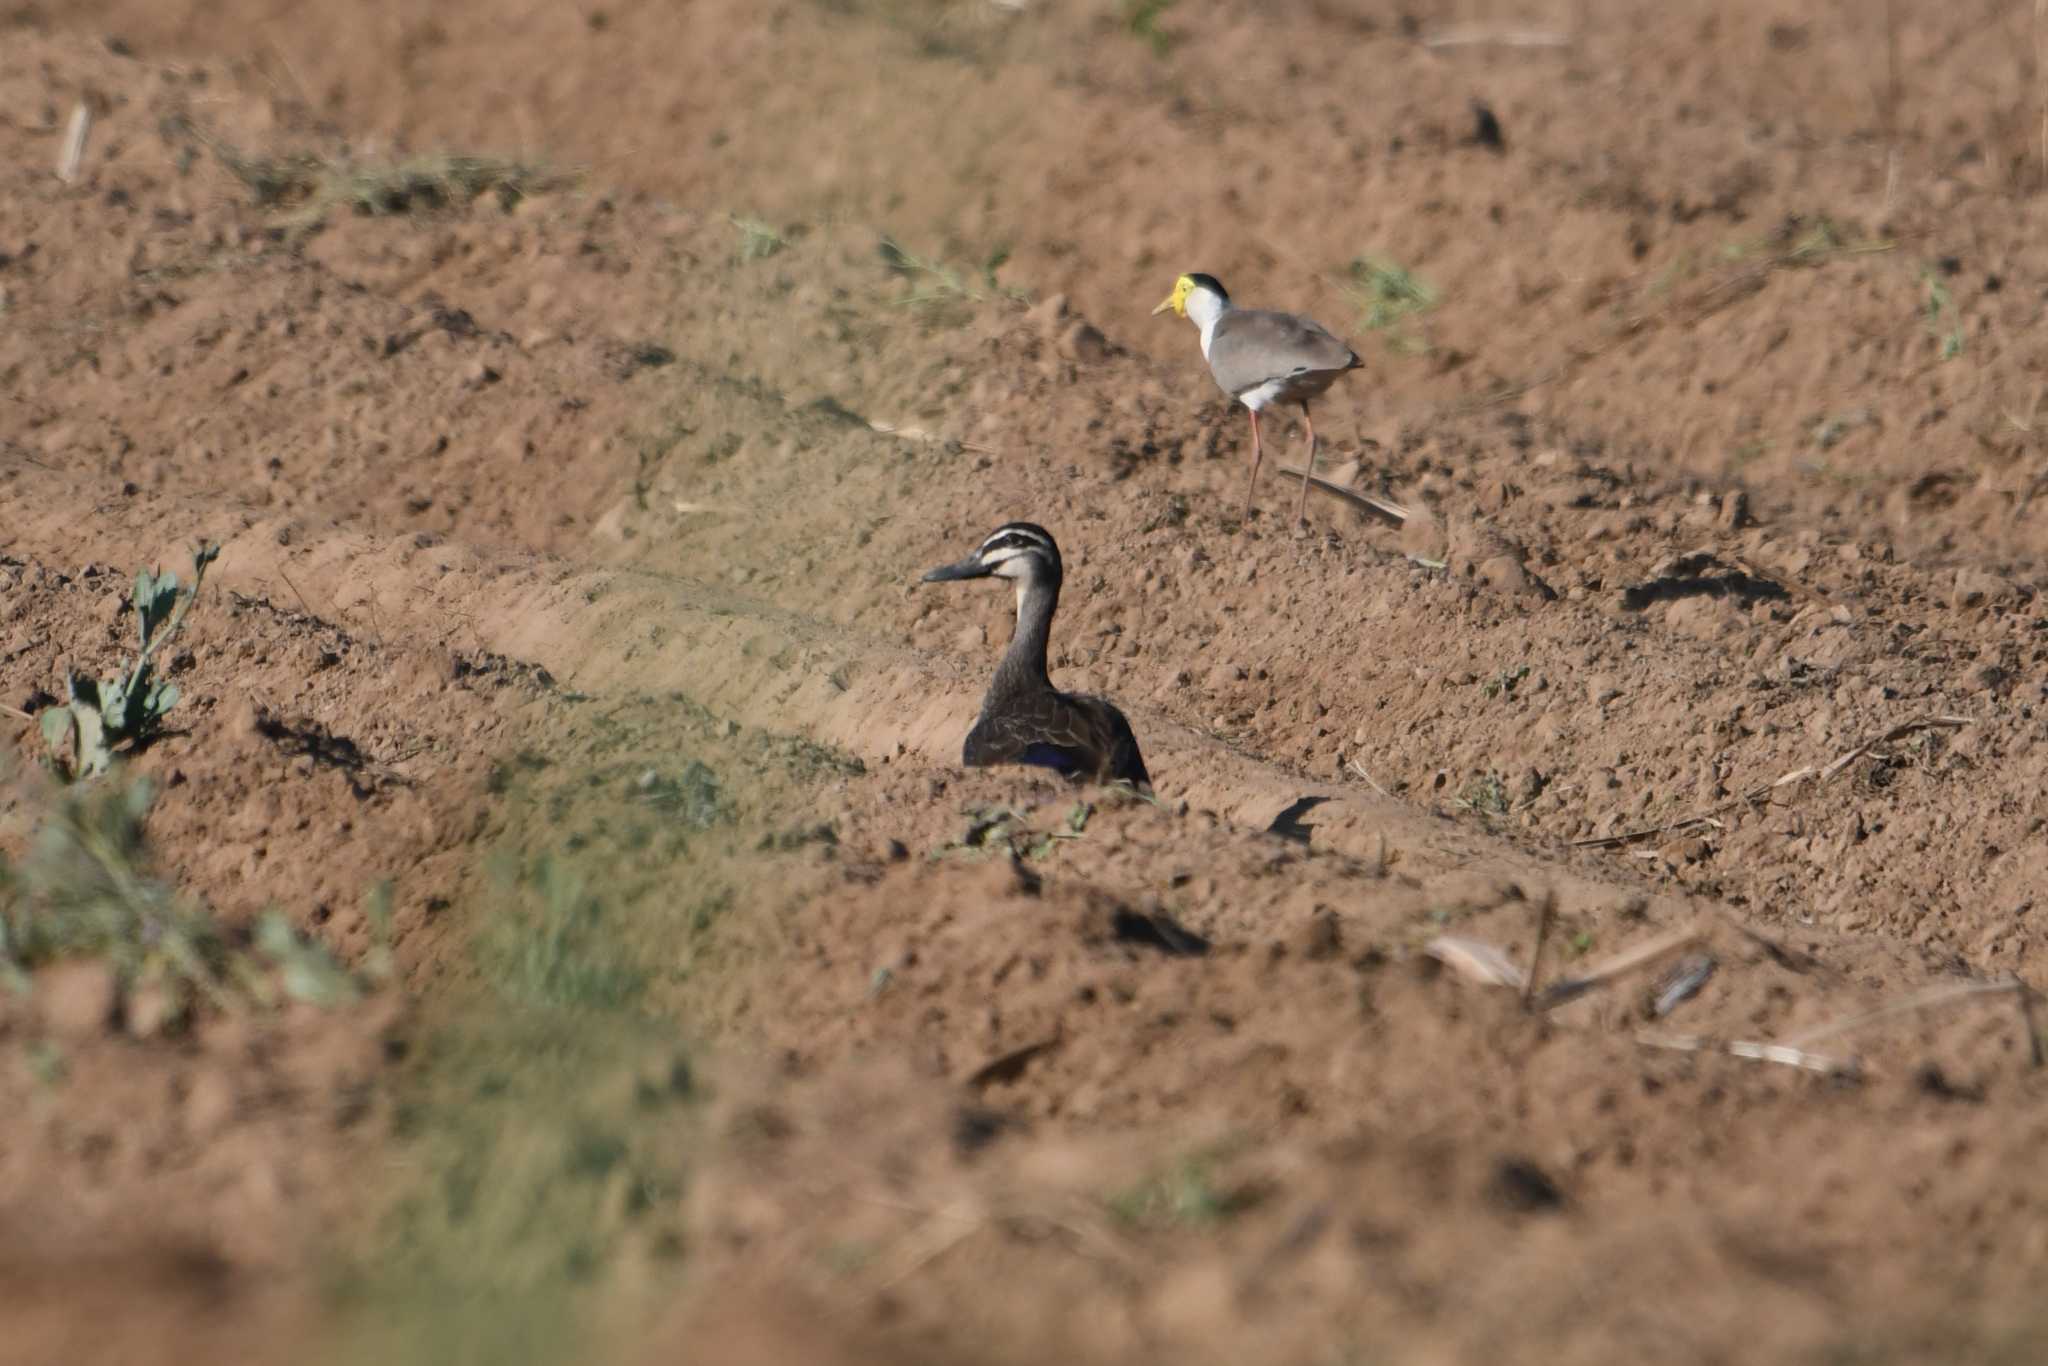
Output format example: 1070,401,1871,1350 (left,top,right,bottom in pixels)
921,556,992,583
1150,295,1177,316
